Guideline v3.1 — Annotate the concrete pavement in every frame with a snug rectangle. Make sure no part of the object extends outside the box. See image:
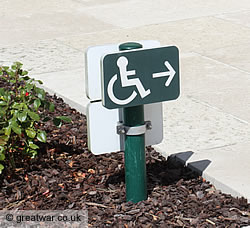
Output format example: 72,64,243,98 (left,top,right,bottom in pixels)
1,0,250,202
